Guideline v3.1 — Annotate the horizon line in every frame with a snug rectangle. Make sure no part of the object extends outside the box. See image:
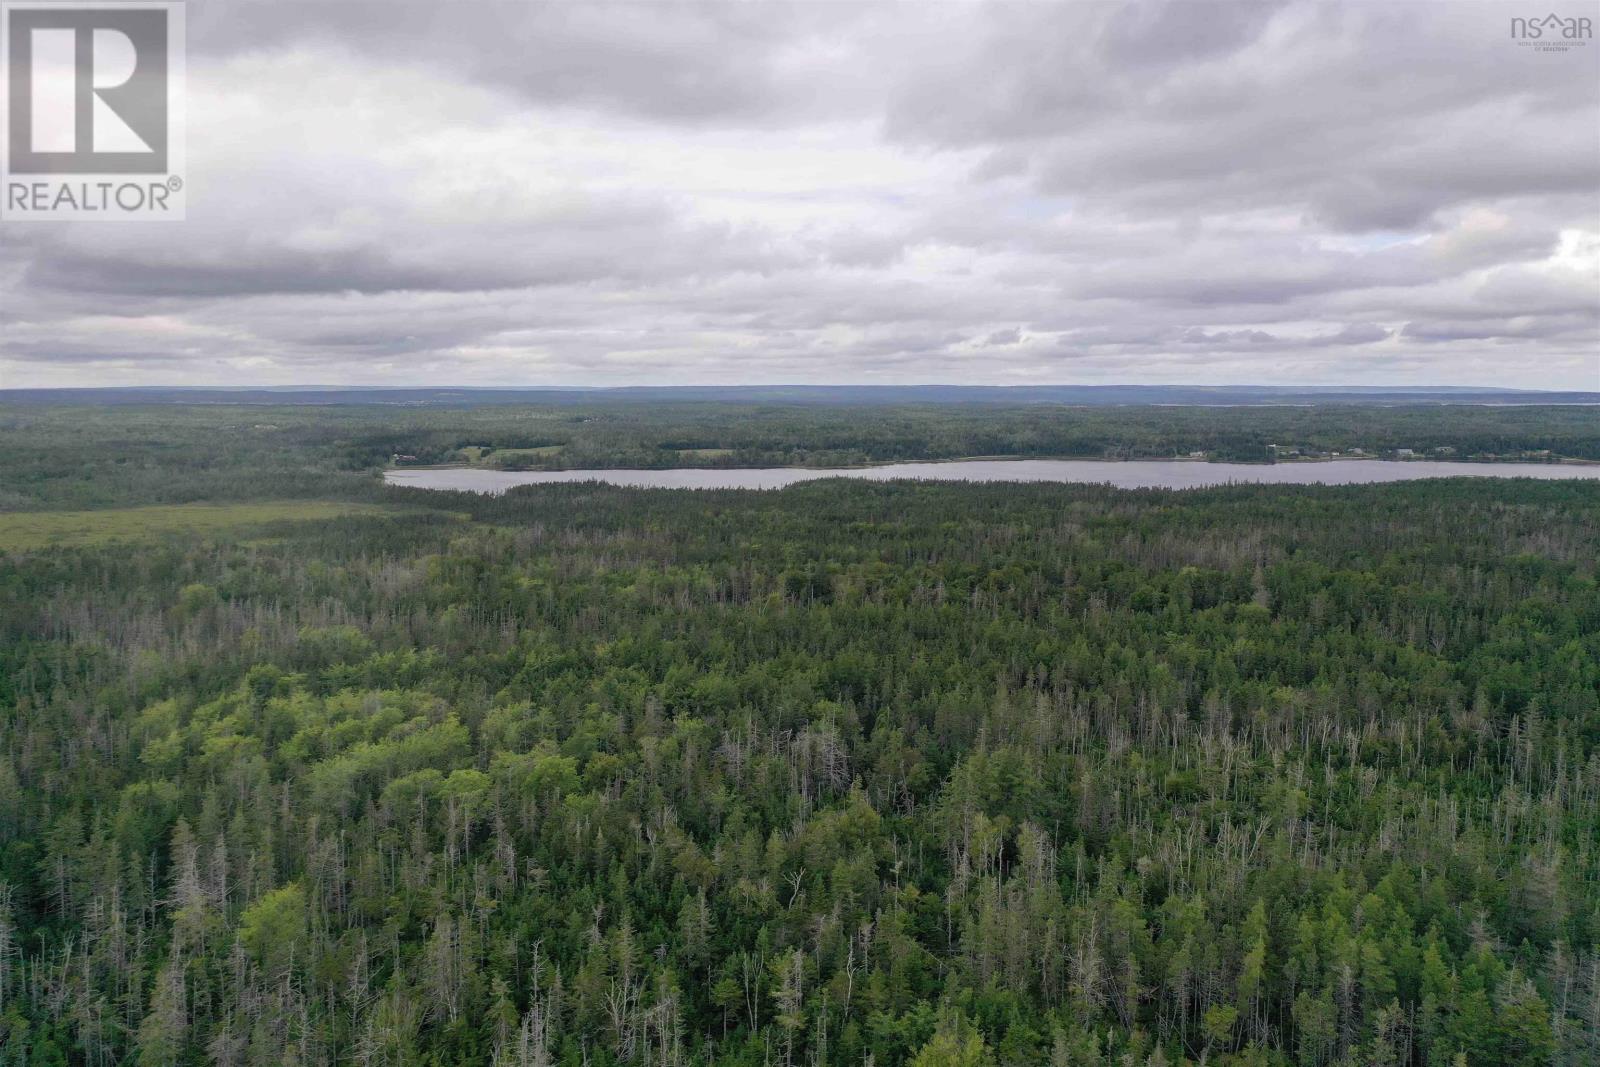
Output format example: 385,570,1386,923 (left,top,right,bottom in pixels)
4,383,1594,394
